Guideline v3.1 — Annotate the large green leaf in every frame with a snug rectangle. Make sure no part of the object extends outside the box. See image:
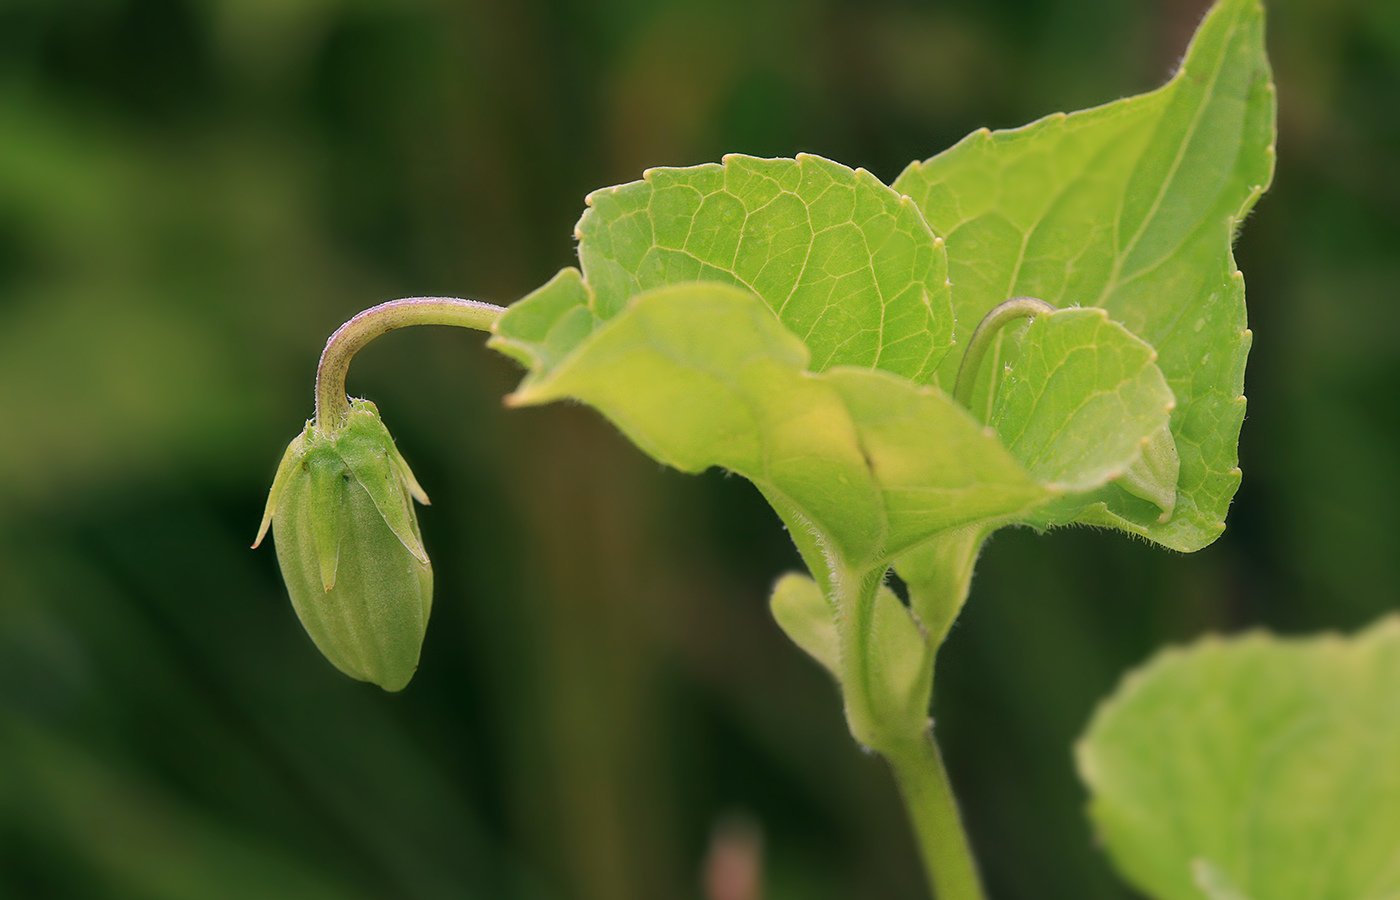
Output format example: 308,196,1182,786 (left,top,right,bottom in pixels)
894,0,1275,550
577,153,955,383
495,281,1170,579
502,281,1042,571
1078,618,1400,900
